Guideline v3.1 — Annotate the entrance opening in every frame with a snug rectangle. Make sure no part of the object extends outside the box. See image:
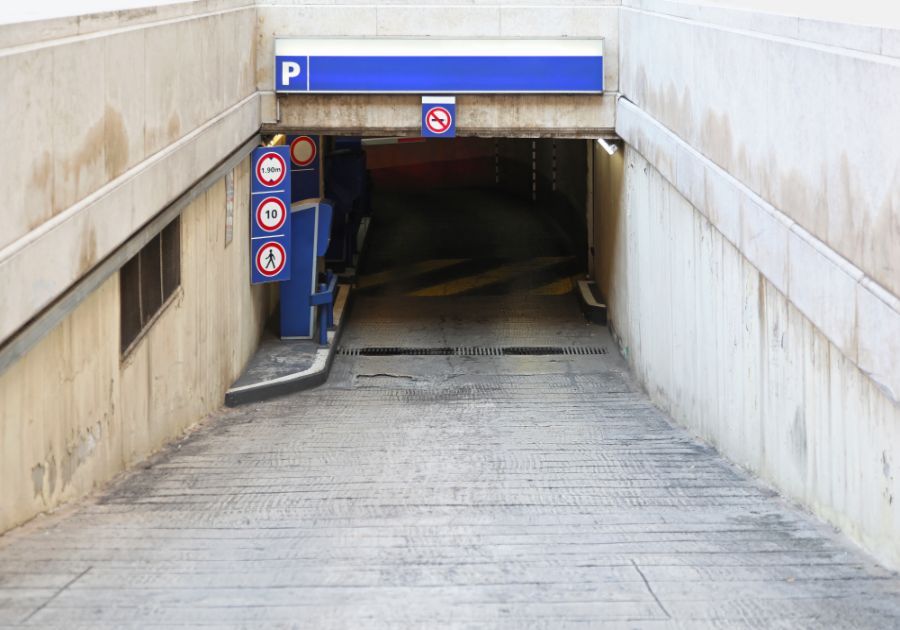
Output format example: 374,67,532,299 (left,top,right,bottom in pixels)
358,137,587,296
329,136,595,349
